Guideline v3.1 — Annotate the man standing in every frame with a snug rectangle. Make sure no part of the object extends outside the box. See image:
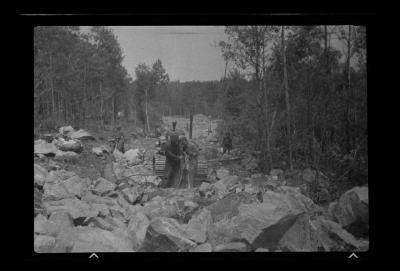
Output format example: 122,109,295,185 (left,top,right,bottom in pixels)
163,134,183,188
114,126,125,153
